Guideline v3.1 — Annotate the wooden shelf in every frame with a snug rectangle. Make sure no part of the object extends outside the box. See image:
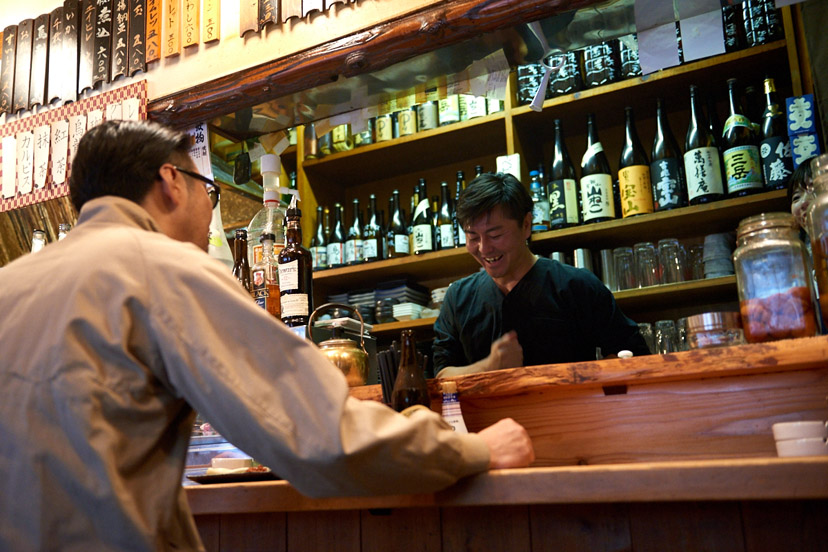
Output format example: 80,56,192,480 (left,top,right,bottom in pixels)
529,190,787,252
302,112,507,186
370,317,439,337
